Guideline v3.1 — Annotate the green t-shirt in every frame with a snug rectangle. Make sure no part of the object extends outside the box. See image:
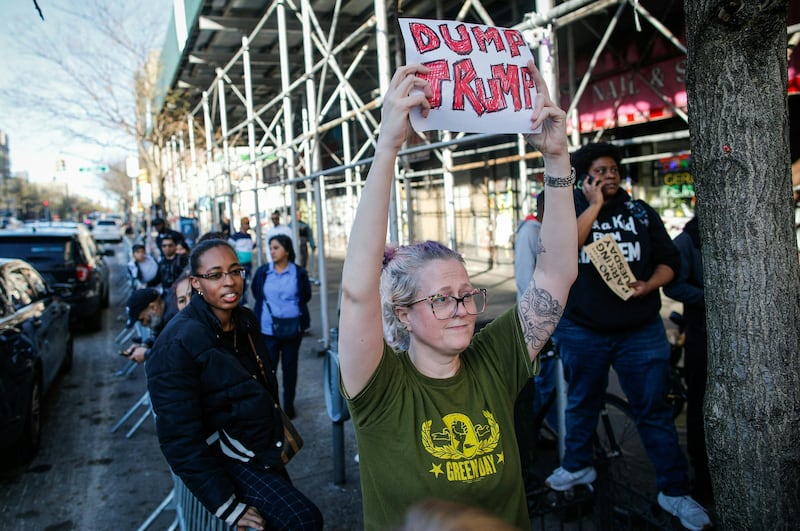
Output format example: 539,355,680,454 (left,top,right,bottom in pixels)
347,307,534,531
